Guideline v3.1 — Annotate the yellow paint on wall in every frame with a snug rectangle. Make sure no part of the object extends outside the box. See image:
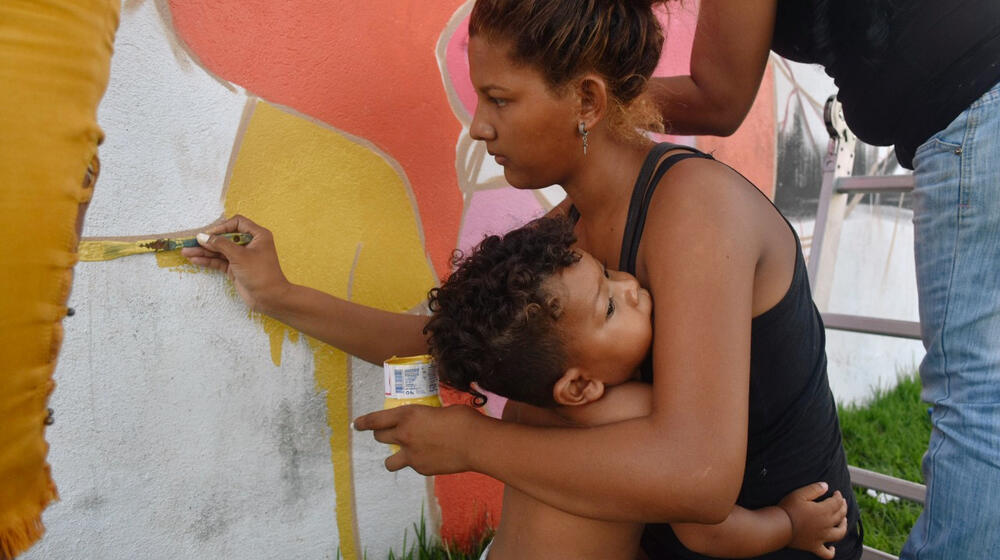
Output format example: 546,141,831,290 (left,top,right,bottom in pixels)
222,101,436,560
